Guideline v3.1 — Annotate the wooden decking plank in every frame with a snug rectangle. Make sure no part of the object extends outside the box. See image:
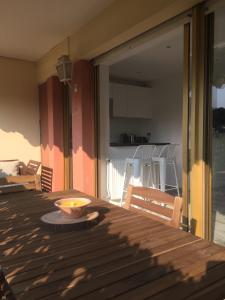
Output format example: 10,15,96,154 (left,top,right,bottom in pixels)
13,236,199,299
0,207,132,239
112,249,225,300
146,257,225,300
2,219,167,266
0,197,117,216
6,224,179,285
5,222,165,279
0,202,121,227
0,210,139,248
20,239,202,299
0,208,138,240
54,241,219,300
7,225,185,282
0,207,181,262
0,212,152,253
184,270,225,300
